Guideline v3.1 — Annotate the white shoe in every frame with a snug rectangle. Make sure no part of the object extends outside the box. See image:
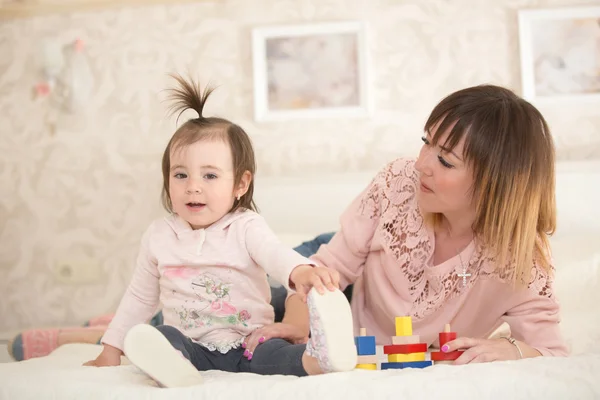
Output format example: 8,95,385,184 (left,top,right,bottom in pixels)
124,324,204,388
305,288,357,372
